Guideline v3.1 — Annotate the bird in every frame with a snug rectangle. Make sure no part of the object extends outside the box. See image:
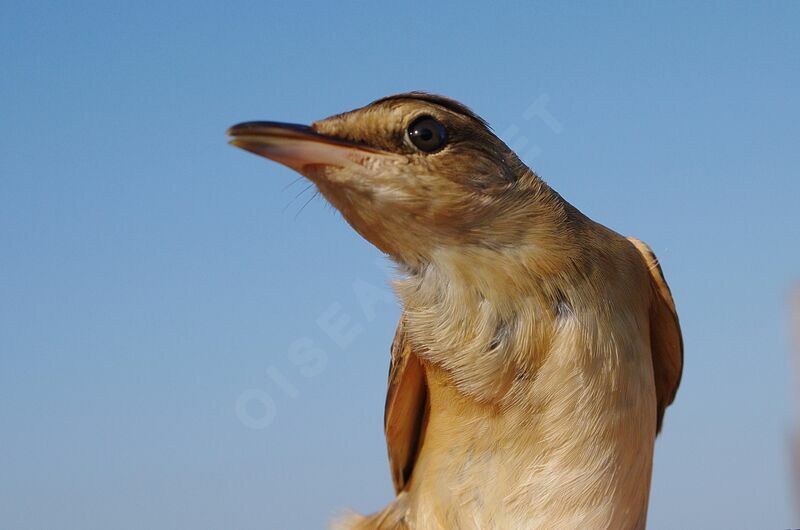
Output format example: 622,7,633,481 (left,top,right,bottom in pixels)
228,92,683,530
